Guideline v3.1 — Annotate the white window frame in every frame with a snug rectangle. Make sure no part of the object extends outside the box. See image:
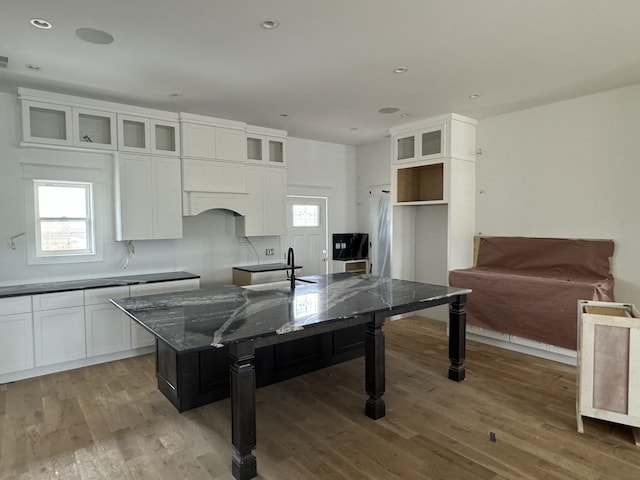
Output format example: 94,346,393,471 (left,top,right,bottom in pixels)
33,179,95,257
